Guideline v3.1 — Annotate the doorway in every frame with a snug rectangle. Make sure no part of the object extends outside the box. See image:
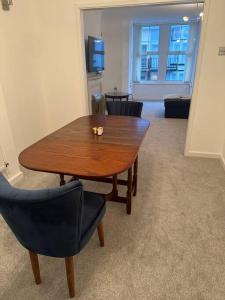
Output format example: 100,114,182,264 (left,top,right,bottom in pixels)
75,0,208,154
